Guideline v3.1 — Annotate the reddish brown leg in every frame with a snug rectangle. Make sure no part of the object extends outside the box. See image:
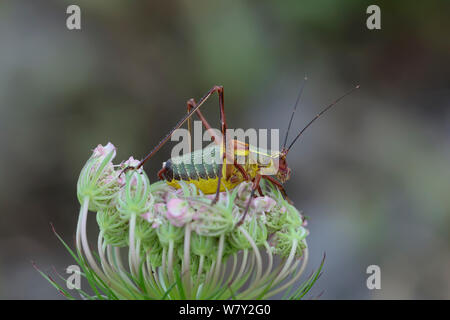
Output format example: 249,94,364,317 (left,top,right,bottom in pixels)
186,99,194,153
263,175,292,204
186,90,248,205
188,99,244,182
157,167,167,180
201,86,227,205
257,185,264,197
187,99,219,144
236,174,262,227
133,86,227,173
234,162,249,181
